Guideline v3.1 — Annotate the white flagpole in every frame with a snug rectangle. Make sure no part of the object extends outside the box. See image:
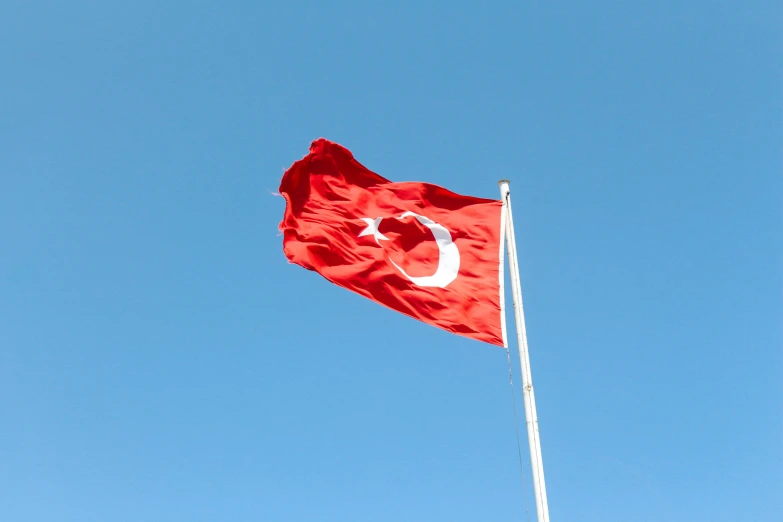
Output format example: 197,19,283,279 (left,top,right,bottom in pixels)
498,180,550,522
